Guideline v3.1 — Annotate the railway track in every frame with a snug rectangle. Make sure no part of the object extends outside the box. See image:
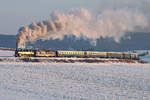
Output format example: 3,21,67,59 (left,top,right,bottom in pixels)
0,57,146,63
